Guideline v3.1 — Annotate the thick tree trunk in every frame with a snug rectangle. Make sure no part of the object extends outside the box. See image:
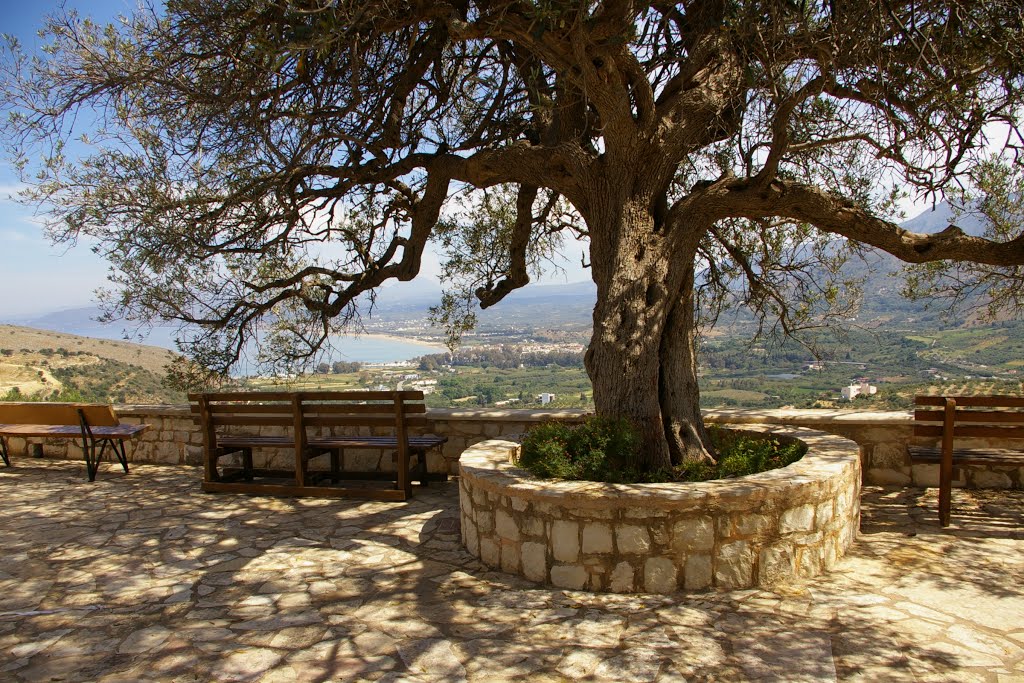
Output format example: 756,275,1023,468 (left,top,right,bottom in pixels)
659,265,715,464
584,193,715,473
